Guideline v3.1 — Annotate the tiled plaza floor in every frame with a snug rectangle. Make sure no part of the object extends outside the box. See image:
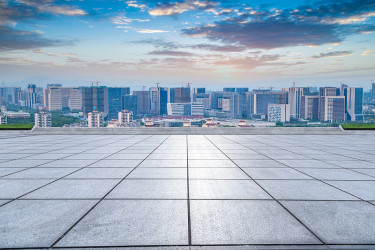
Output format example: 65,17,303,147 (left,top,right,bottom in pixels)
0,134,375,249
